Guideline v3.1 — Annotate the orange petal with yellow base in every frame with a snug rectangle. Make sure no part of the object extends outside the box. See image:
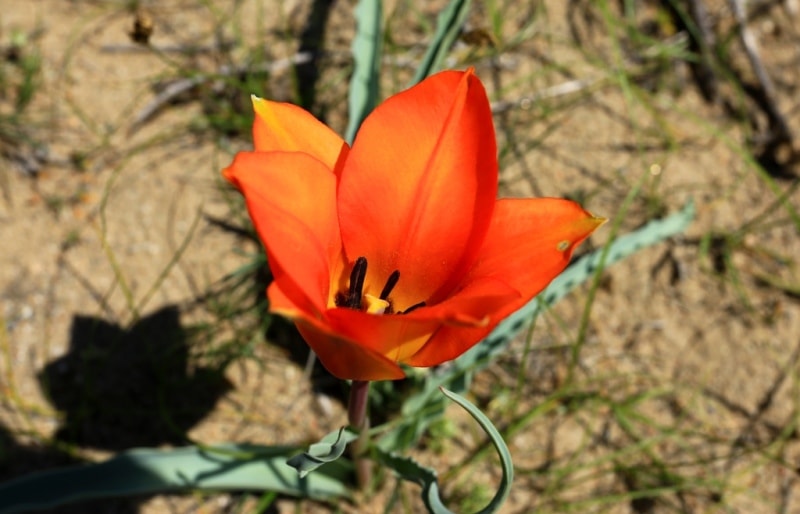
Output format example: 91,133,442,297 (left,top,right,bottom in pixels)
251,96,348,172
223,151,343,314
408,198,605,367
337,70,497,311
